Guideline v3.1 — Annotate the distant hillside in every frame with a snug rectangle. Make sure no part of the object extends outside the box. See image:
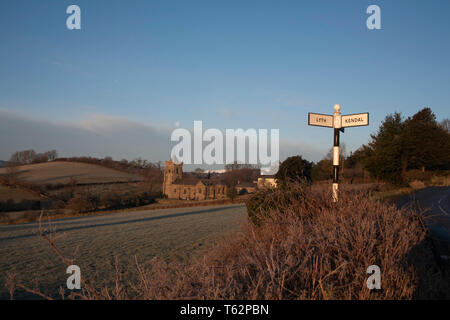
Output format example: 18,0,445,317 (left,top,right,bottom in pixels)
0,161,7,168
0,161,143,185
